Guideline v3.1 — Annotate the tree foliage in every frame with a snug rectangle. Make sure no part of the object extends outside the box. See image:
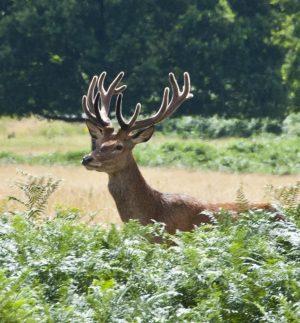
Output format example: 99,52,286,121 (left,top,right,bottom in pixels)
271,0,300,113
0,0,299,117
